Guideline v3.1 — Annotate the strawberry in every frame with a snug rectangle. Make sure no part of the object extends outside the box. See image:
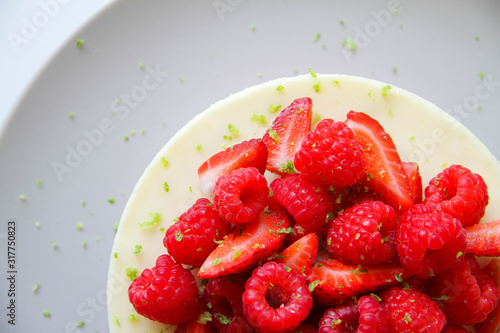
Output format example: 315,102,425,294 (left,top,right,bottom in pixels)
273,233,318,275
306,251,409,306
475,258,500,333
402,161,423,204
345,111,413,213
174,303,216,333
465,219,500,257
198,210,289,279
262,97,312,175
197,138,268,196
